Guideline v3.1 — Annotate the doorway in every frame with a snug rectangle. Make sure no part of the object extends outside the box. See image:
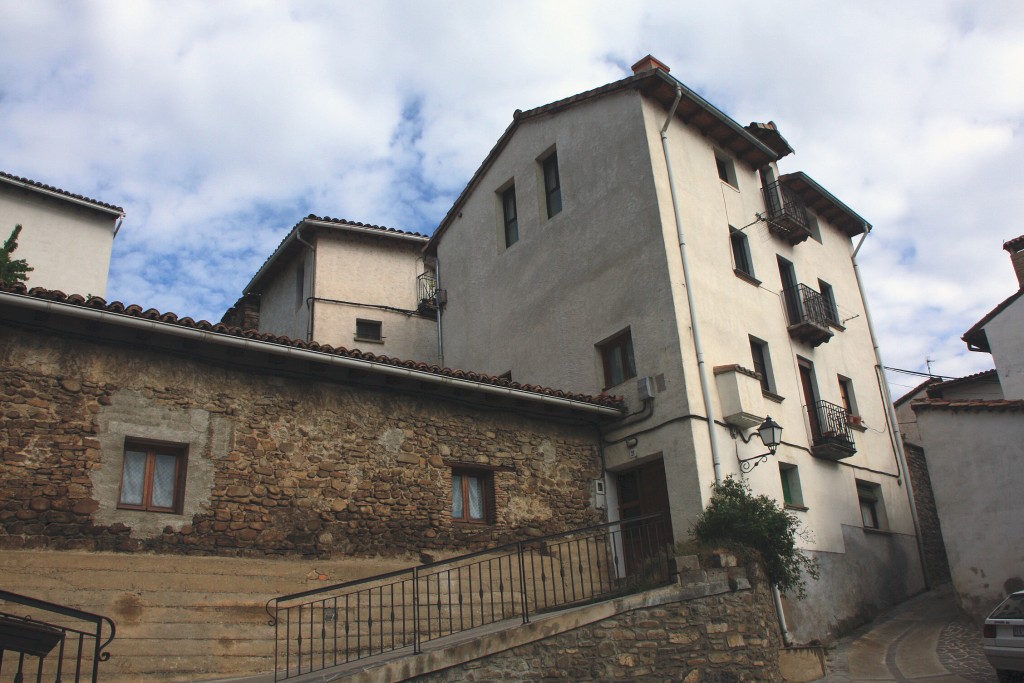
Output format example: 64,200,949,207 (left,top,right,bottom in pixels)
615,458,674,572
798,358,821,439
